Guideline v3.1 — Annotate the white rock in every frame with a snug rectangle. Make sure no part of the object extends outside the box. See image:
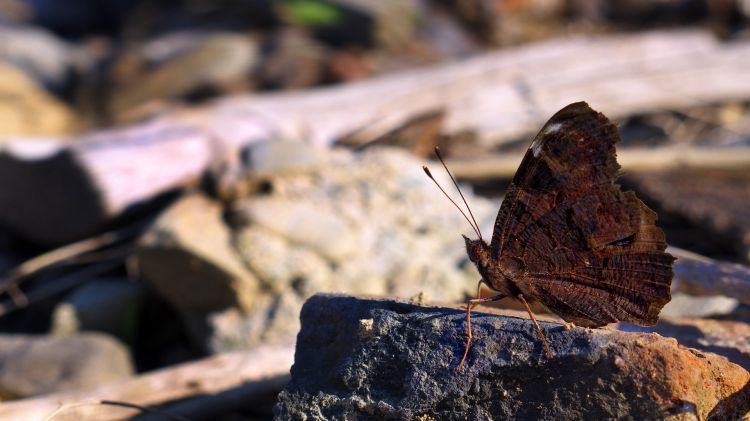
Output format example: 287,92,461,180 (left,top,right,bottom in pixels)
240,198,356,261
661,292,739,319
